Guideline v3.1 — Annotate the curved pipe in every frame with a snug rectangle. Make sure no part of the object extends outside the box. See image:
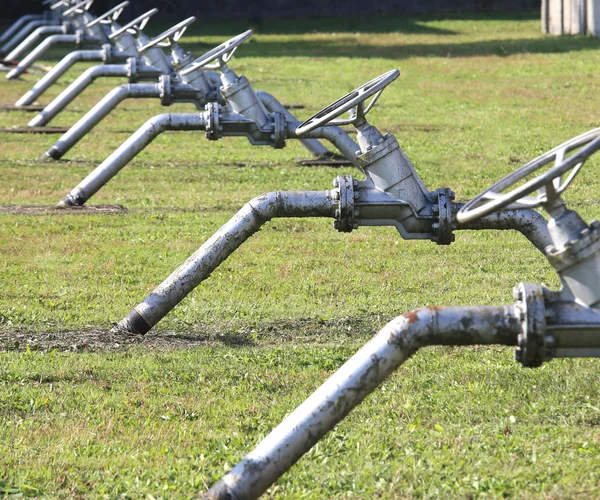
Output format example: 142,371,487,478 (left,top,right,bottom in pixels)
15,49,106,106
58,113,208,206
457,207,552,254
257,90,330,158
0,19,59,56
28,63,160,126
5,24,65,62
0,14,47,45
204,304,521,499
114,190,338,334
44,83,162,160
6,33,78,79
